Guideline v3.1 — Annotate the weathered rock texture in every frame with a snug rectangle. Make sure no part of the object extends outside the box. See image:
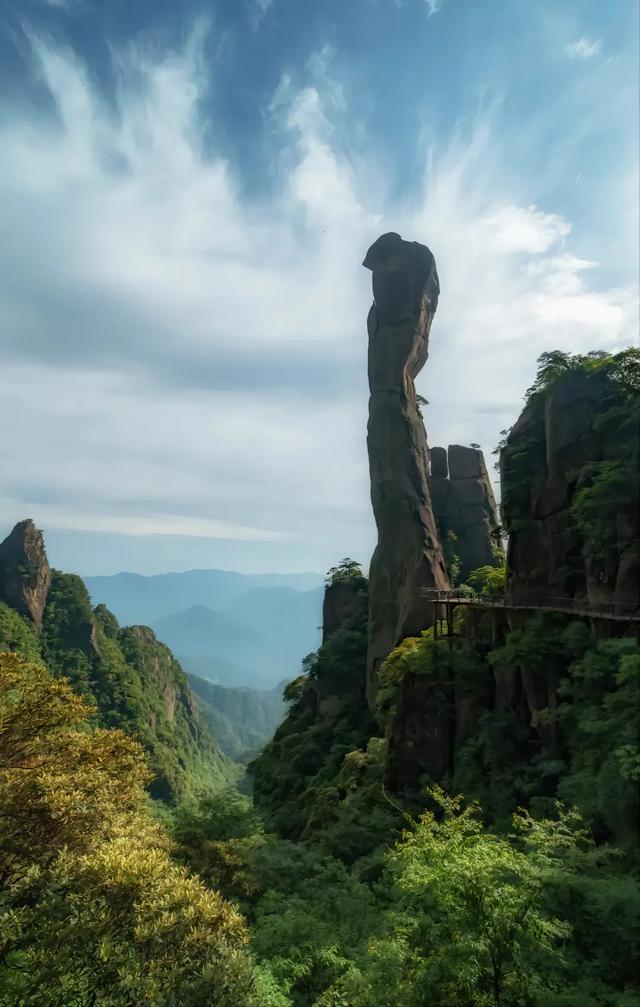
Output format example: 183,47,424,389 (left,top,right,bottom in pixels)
385,673,453,791
322,578,367,644
501,371,640,614
364,232,450,705
0,519,51,626
429,444,502,582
